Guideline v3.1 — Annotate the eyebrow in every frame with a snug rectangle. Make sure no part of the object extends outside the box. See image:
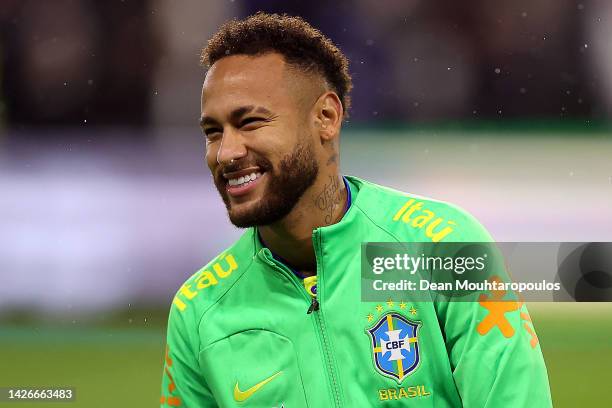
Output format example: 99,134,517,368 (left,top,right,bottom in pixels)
199,105,273,127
